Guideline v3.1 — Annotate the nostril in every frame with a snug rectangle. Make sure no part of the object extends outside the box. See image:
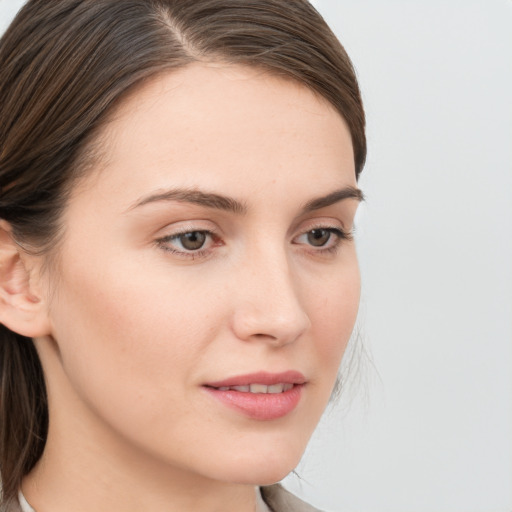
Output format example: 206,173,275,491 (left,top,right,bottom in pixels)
253,333,277,339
